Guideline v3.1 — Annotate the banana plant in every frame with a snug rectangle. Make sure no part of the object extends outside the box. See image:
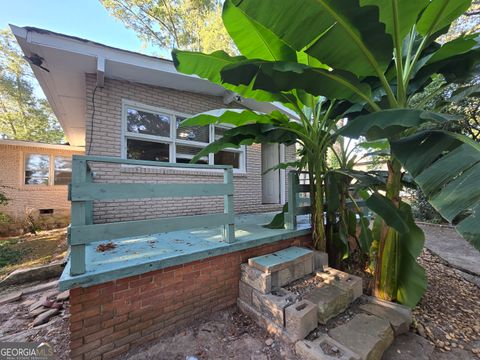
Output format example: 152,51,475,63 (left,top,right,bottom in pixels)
200,0,479,307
